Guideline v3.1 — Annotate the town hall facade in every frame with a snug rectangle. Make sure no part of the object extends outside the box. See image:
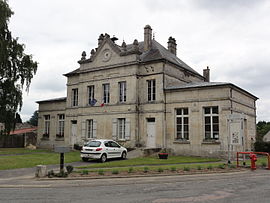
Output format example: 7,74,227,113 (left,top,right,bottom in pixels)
37,25,257,158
